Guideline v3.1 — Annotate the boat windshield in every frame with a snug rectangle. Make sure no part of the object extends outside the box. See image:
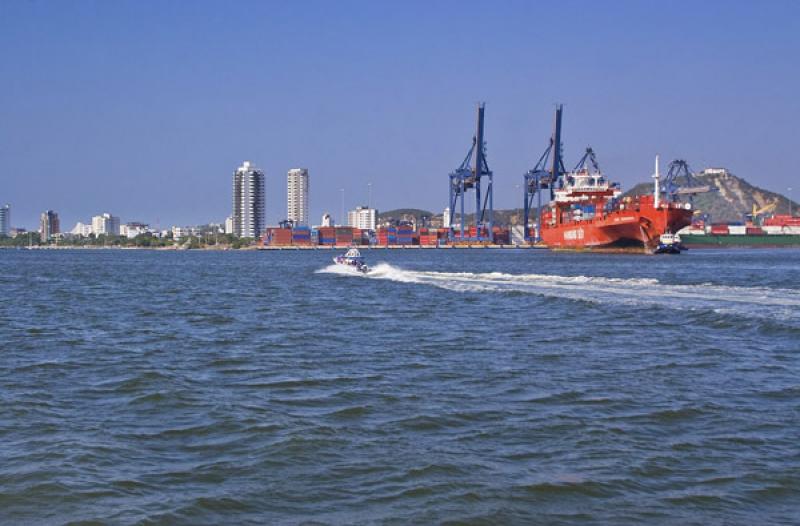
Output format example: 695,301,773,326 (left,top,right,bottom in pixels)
344,248,362,258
